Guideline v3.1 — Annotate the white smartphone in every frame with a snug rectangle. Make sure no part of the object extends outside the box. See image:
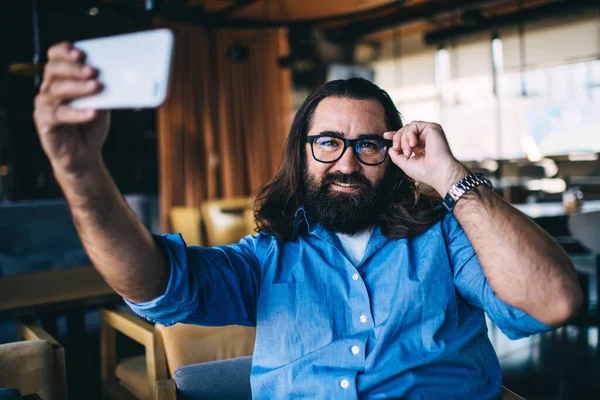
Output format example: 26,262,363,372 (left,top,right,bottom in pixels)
69,29,174,110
